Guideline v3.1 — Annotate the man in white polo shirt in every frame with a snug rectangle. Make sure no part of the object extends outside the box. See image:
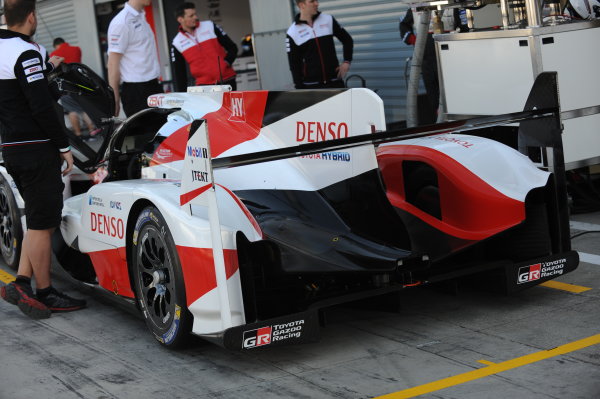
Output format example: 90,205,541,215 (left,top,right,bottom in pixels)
107,0,162,117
